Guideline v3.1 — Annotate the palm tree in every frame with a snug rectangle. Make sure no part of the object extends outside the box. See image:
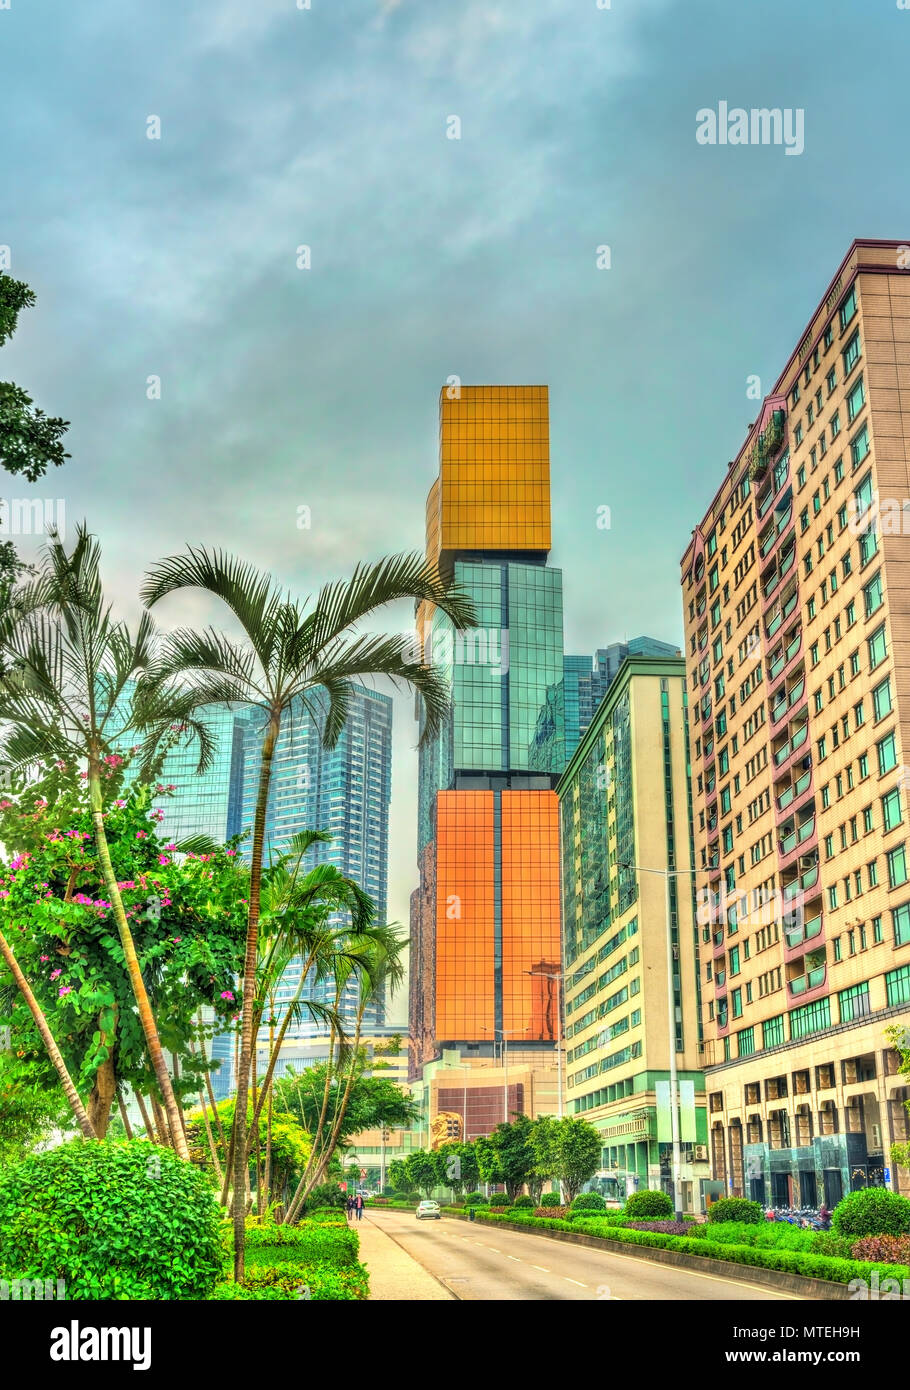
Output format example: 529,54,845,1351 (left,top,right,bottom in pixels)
0,526,215,1158
141,548,473,1276
283,922,407,1223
